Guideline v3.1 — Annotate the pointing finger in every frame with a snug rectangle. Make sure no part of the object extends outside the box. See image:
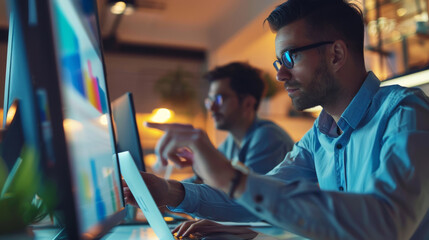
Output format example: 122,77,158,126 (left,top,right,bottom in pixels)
145,122,194,131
